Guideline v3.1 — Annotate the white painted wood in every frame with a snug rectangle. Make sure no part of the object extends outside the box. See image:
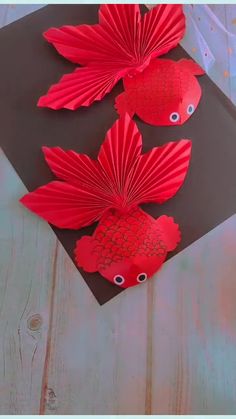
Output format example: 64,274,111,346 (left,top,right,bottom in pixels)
41,197,236,414
0,5,8,28
151,215,236,414
0,149,55,413
4,5,44,27
41,255,149,414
